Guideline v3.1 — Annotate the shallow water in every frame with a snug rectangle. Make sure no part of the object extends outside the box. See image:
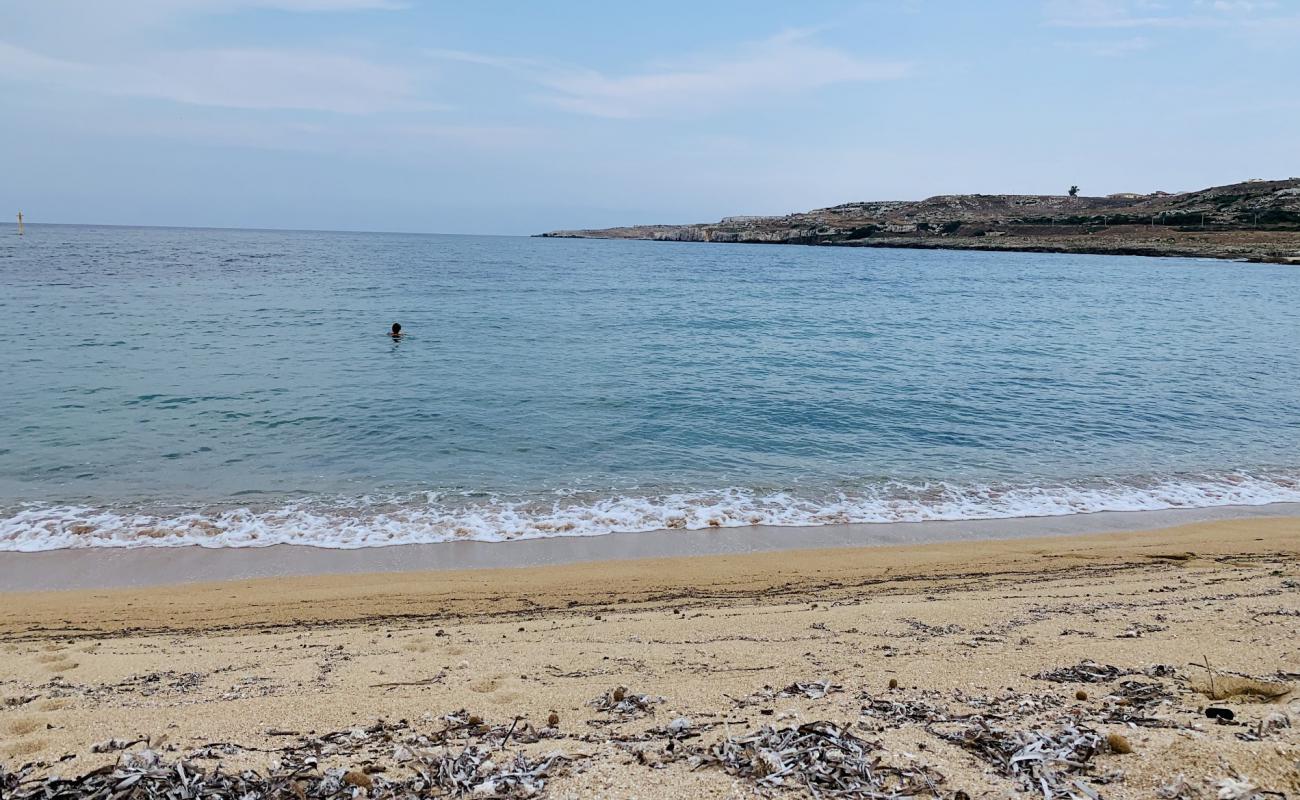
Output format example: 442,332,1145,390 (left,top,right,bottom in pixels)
2,225,1299,550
